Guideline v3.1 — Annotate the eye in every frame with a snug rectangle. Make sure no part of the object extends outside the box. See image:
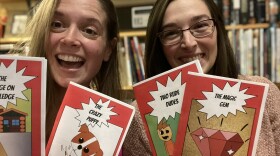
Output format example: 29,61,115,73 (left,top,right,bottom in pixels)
160,130,164,135
191,21,211,32
161,30,180,40
51,20,63,29
82,27,100,39
166,130,169,133
84,147,89,153
78,138,84,143
50,20,66,33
